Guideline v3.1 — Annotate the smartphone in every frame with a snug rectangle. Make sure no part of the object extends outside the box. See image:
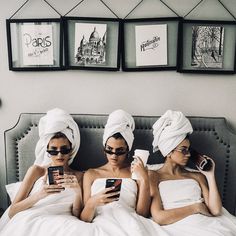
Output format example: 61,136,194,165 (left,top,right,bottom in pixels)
48,166,64,185
190,149,212,171
105,179,122,199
